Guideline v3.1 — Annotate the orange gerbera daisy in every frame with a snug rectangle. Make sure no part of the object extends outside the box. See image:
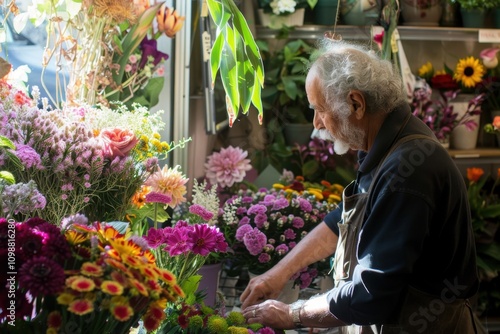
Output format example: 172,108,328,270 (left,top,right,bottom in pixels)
68,299,94,315
130,279,149,296
467,167,484,183
101,280,124,295
131,185,151,209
